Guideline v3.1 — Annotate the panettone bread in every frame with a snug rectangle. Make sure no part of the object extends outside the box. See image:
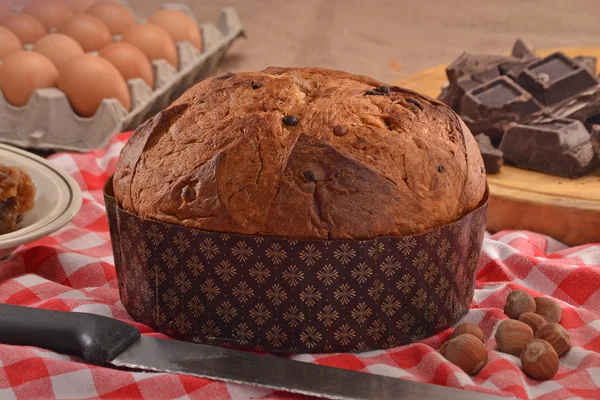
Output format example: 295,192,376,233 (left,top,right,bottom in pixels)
114,67,486,240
